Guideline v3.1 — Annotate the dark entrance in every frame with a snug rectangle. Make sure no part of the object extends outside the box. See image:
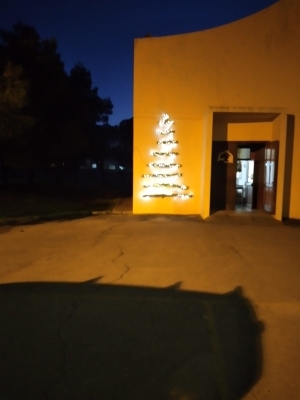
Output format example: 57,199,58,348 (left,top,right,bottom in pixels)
210,141,279,214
